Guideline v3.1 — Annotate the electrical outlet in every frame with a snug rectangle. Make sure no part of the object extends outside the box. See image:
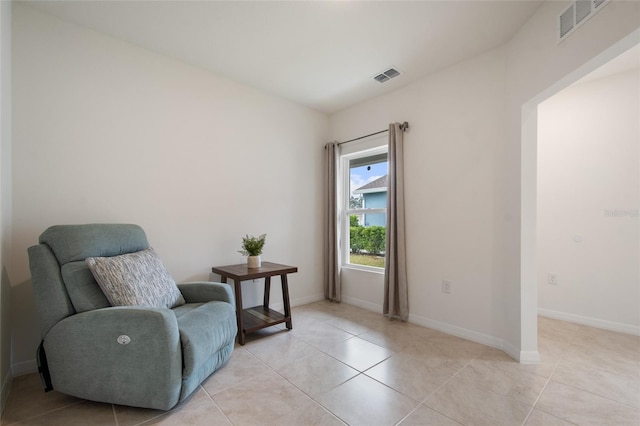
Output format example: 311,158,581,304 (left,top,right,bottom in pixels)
442,280,452,294
548,273,558,285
